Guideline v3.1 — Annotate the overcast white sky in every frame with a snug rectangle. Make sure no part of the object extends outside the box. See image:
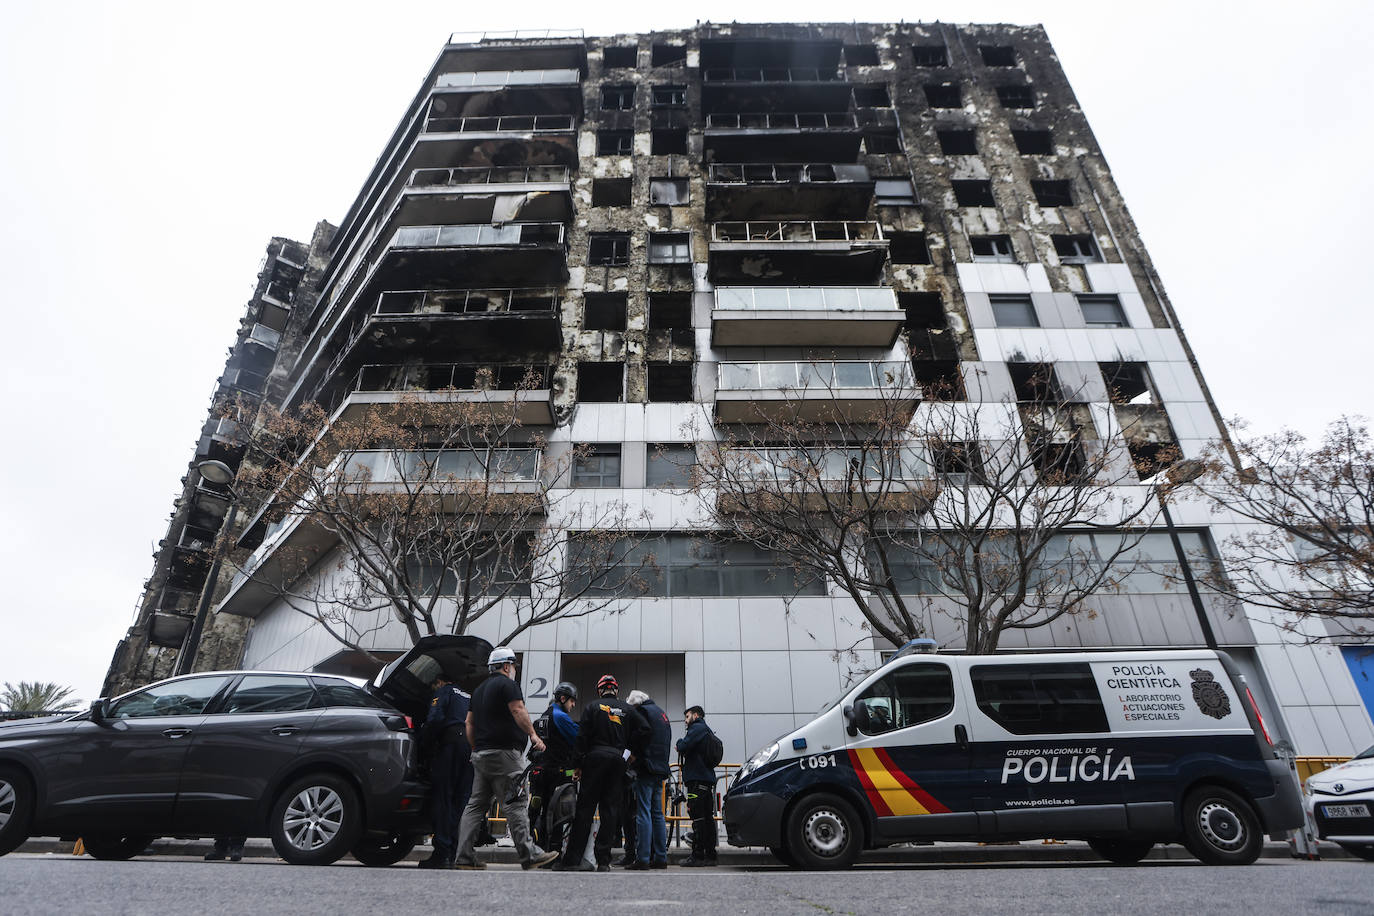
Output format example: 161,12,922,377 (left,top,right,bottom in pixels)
1,0,1370,705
